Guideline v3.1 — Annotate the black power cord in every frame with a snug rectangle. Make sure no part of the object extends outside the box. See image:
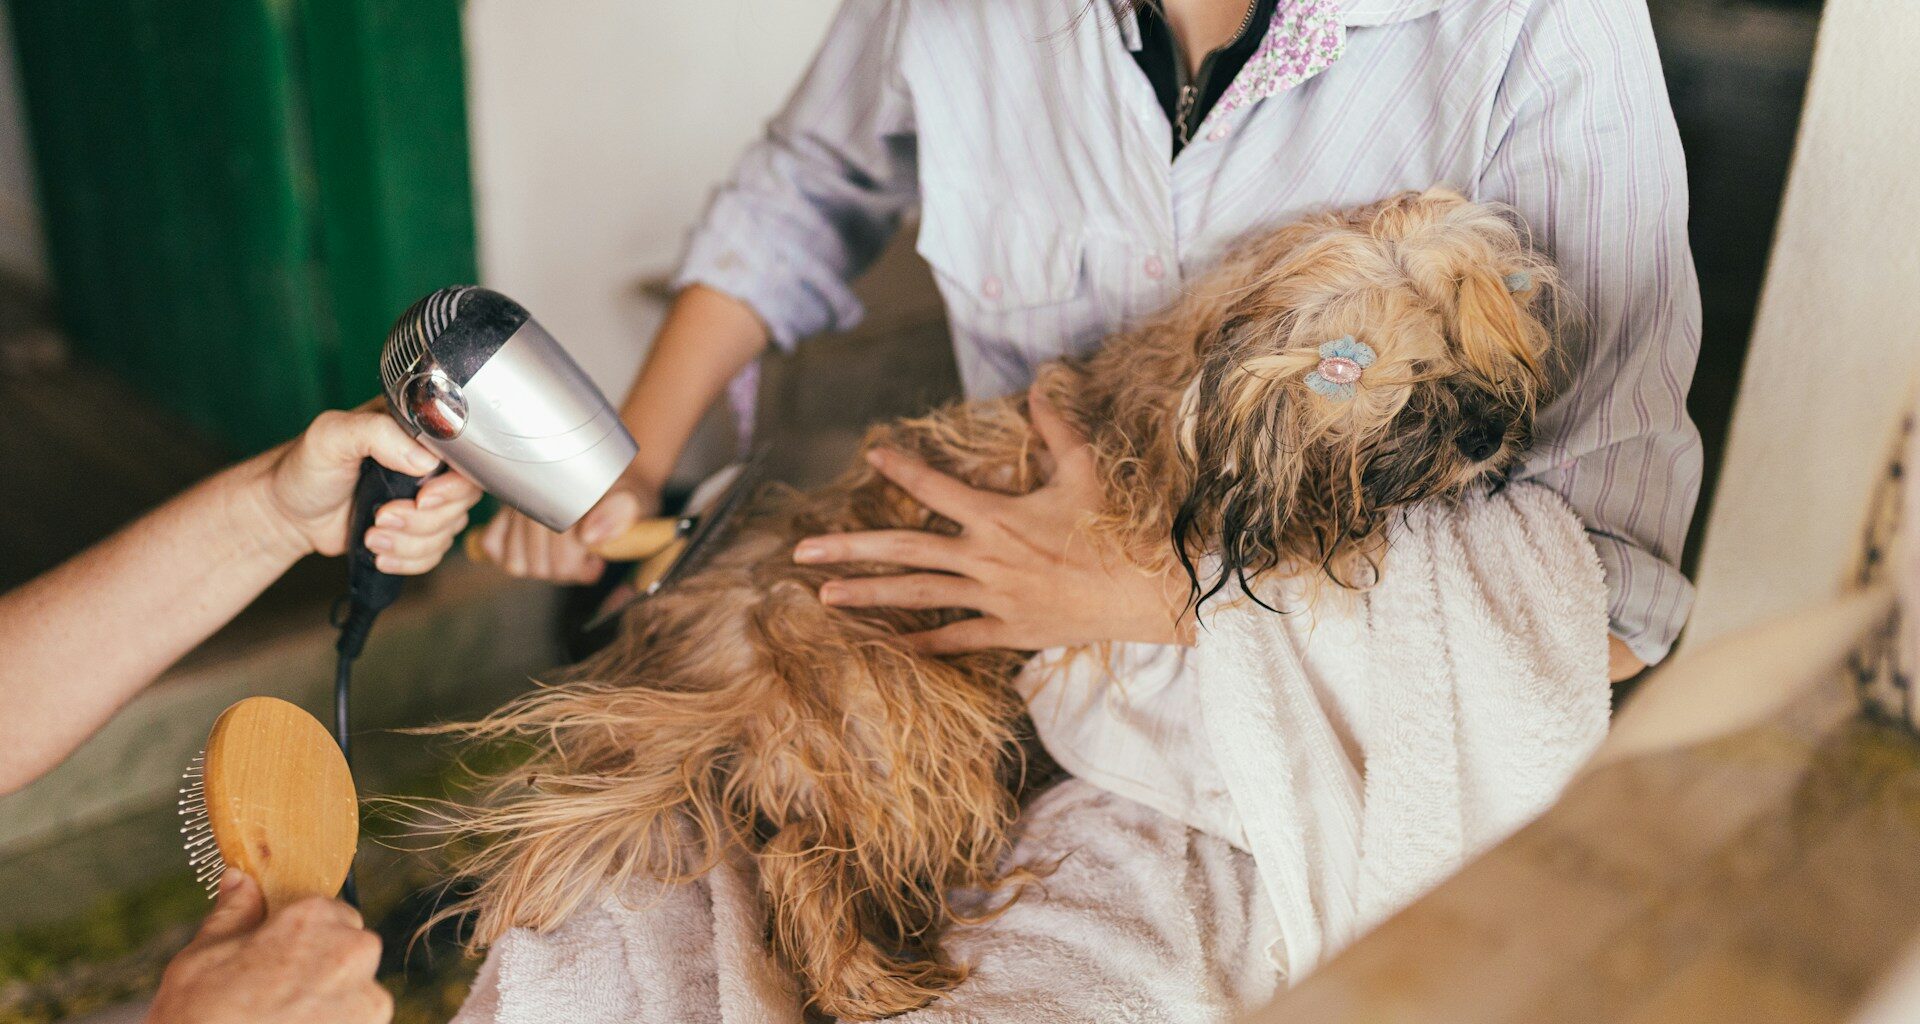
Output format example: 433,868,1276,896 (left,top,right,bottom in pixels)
331,458,426,907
